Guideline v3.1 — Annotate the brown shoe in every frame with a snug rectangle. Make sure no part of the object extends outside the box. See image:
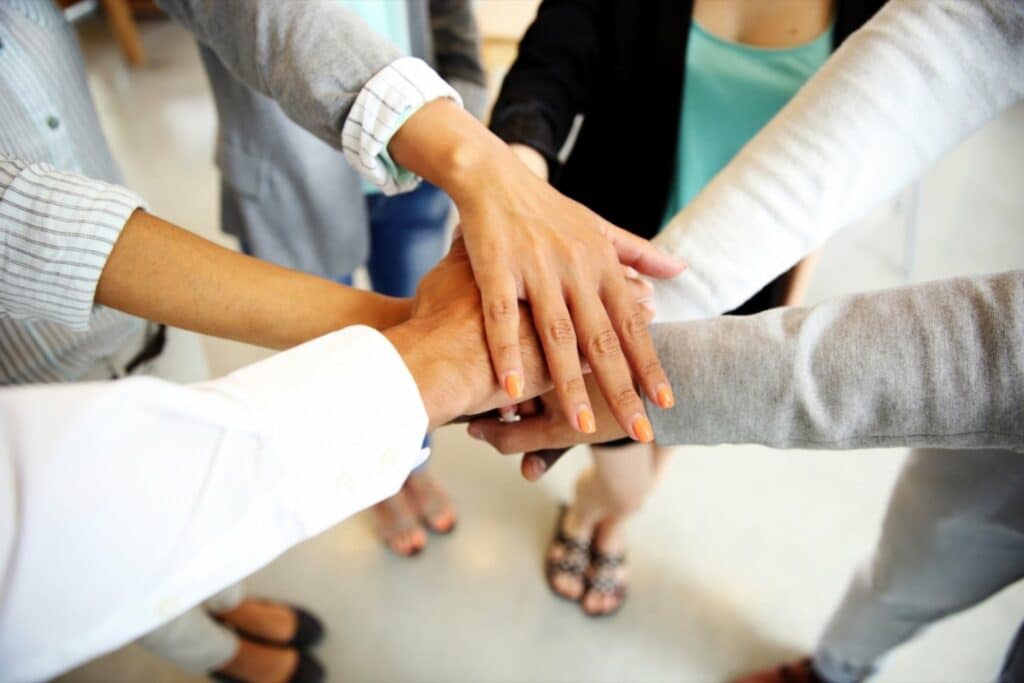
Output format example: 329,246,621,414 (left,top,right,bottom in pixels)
733,658,825,683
